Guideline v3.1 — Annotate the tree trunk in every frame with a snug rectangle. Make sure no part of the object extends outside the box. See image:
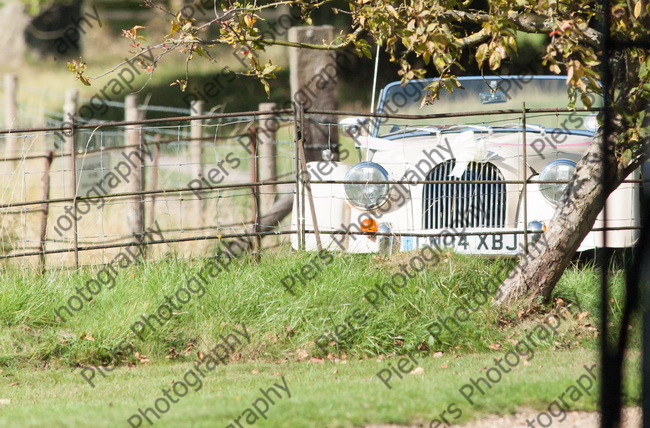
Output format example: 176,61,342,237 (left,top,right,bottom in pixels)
493,137,640,306
0,2,30,67
24,0,84,59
